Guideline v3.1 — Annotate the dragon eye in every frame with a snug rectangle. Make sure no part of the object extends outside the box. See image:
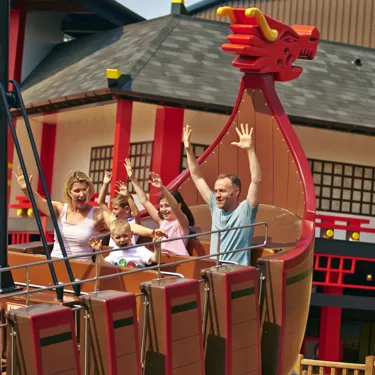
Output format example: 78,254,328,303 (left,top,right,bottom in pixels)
284,37,296,43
